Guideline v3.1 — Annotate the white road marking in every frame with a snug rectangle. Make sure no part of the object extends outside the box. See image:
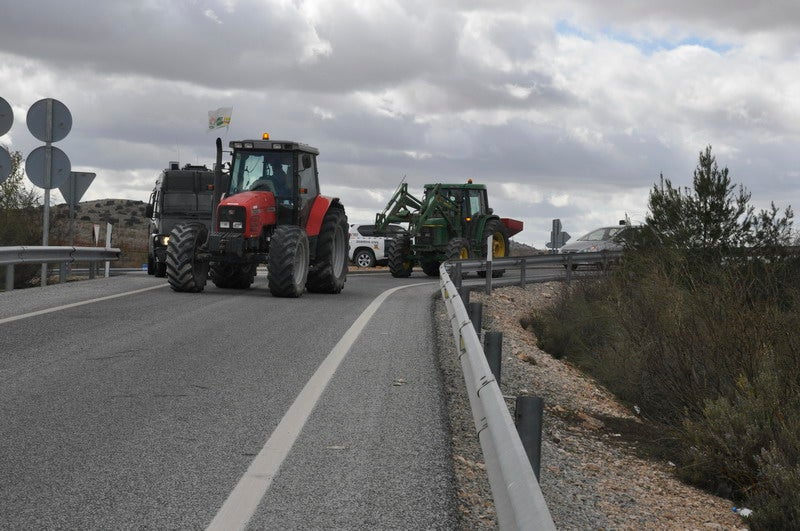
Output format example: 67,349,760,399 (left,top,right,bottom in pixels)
206,282,430,531
0,284,167,325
